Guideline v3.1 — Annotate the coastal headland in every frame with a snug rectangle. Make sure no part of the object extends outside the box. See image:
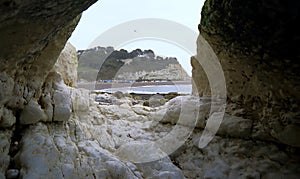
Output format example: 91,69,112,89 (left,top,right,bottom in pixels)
78,80,192,90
